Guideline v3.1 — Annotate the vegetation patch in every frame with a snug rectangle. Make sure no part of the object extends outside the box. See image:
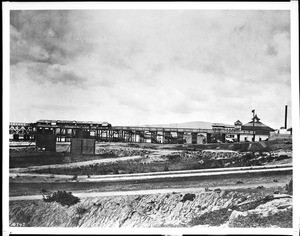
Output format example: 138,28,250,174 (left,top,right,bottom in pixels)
232,208,292,228
167,154,182,163
189,208,232,226
231,195,275,212
43,190,80,207
9,152,65,168
285,178,293,194
180,193,196,203
10,209,32,227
